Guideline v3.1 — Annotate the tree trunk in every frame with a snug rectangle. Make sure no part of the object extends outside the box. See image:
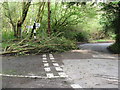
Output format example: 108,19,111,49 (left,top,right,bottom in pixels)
48,1,51,36
17,20,22,38
11,24,17,37
16,1,31,38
